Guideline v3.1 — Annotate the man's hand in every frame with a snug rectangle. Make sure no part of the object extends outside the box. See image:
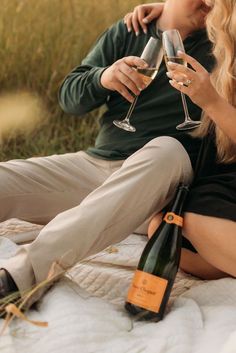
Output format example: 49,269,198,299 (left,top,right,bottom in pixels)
124,3,164,35
100,56,148,103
